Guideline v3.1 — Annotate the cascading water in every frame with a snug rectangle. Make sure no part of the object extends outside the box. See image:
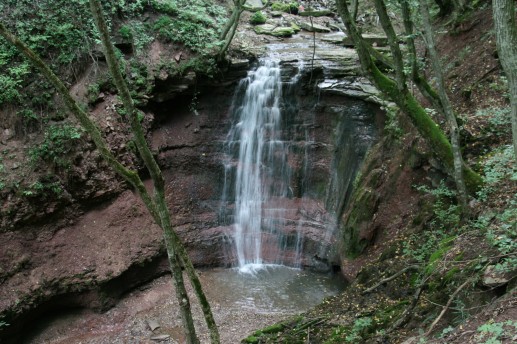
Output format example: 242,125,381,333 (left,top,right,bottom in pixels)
222,59,292,272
